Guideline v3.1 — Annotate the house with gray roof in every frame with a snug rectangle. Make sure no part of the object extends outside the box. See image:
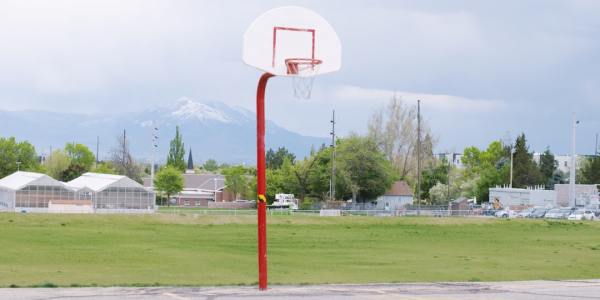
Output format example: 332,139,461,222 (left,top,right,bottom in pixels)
144,173,234,207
